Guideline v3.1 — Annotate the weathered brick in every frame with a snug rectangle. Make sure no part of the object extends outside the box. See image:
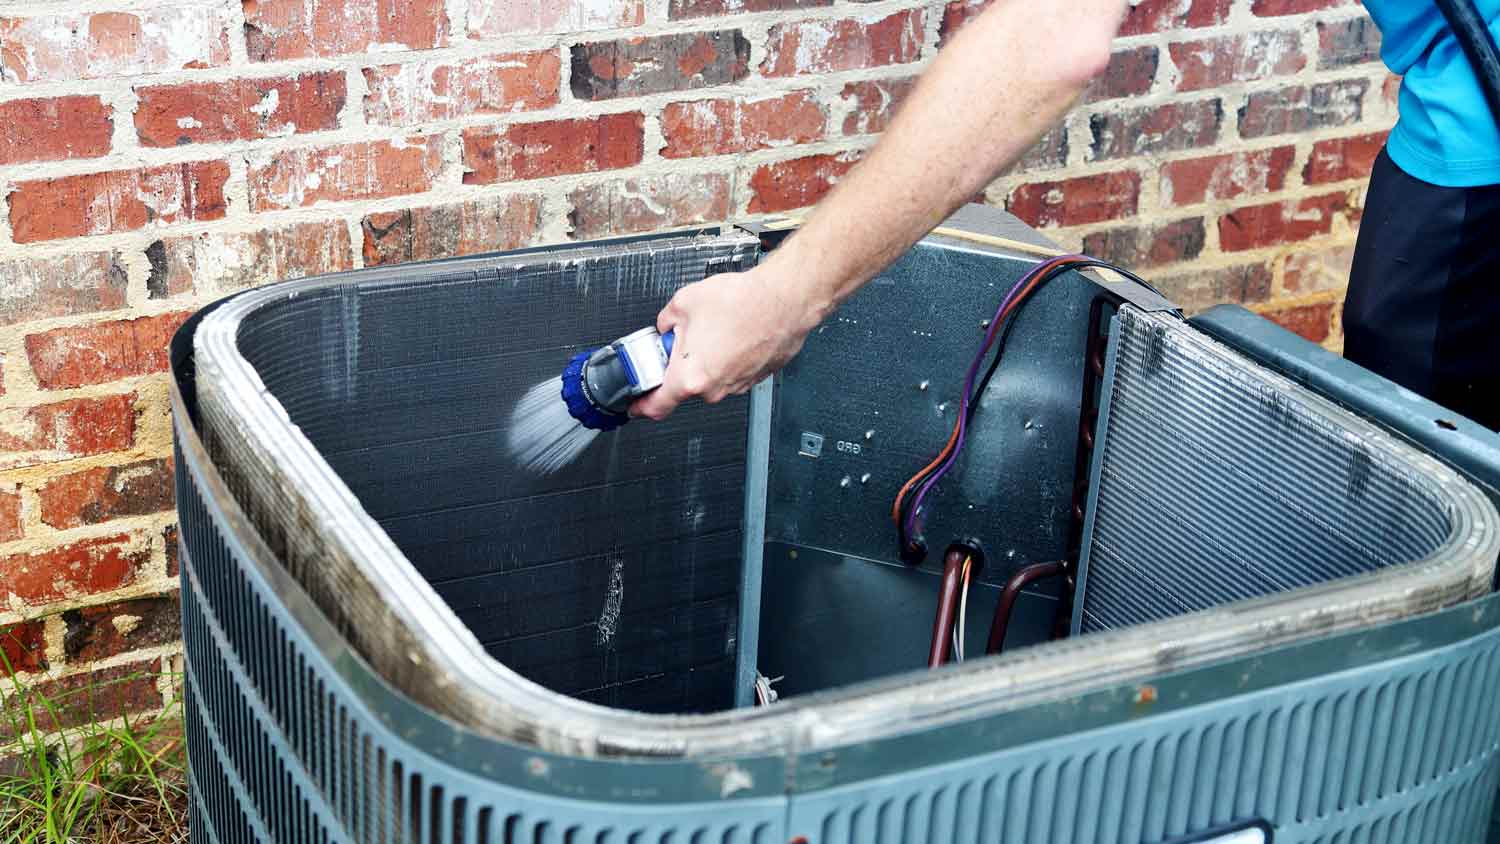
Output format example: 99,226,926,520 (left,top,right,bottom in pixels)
1219,193,1351,252
364,52,560,125
1082,218,1206,268
571,31,749,100
1006,171,1141,228
763,11,924,77
243,0,448,62
1253,0,1353,16
463,114,643,184
0,395,137,471
0,253,128,328
249,137,444,210
673,0,826,18
362,195,544,265
938,0,986,46
569,173,732,239
1304,131,1387,184
0,8,232,83
39,459,175,530
748,152,862,213
25,313,190,391
135,72,346,147
0,534,147,606
162,524,179,579
469,0,643,37
0,96,112,165
1238,79,1368,138
1265,301,1335,343
0,489,20,544
1153,263,1274,312
147,222,353,299
0,620,46,673
63,594,180,662
1319,16,1381,68
840,78,916,136
1170,31,1305,92
1120,0,1233,36
0,661,160,739
664,92,824,157
1085,47,1160,103
1001,126,1070,175
1090,100,1222,161
1161,146,1296,205
1383,73,1402,108
9,162,229,244
1283,245,1355,294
